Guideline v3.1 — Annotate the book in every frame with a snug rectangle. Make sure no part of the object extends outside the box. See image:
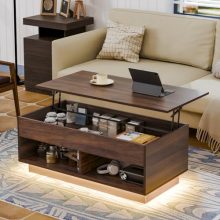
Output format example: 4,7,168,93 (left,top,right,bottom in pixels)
116,131,157,144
